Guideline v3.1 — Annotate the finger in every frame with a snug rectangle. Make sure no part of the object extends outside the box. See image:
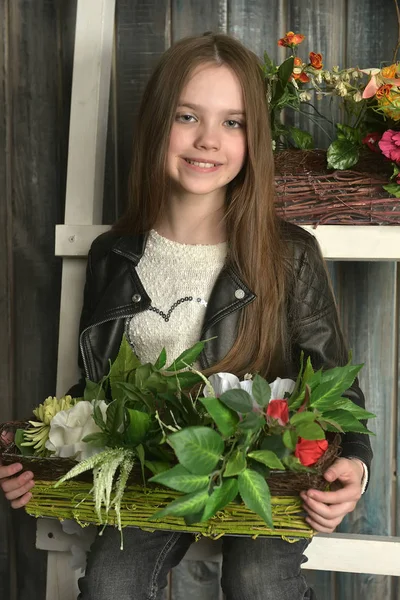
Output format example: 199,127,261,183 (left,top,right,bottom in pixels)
4,479,35,502
1,471,34,494
303,484,361,505
305,516,337,534
0,463,23,480
301,494,355,519
11,491,33,510
304,508,343,531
